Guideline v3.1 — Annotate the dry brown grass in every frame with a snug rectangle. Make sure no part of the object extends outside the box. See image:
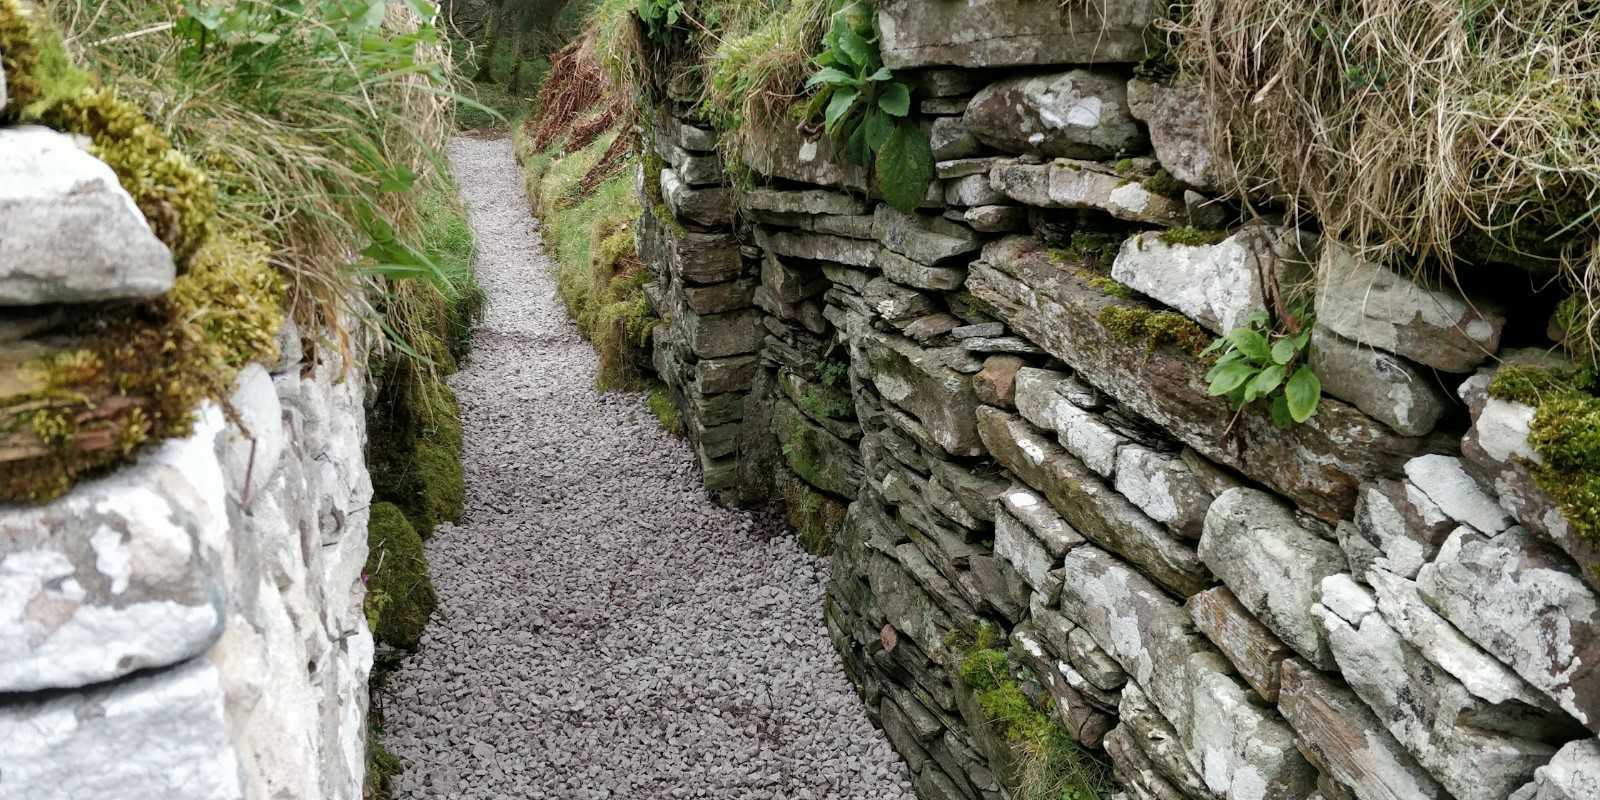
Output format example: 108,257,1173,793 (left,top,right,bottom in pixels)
1178,0,1600,290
